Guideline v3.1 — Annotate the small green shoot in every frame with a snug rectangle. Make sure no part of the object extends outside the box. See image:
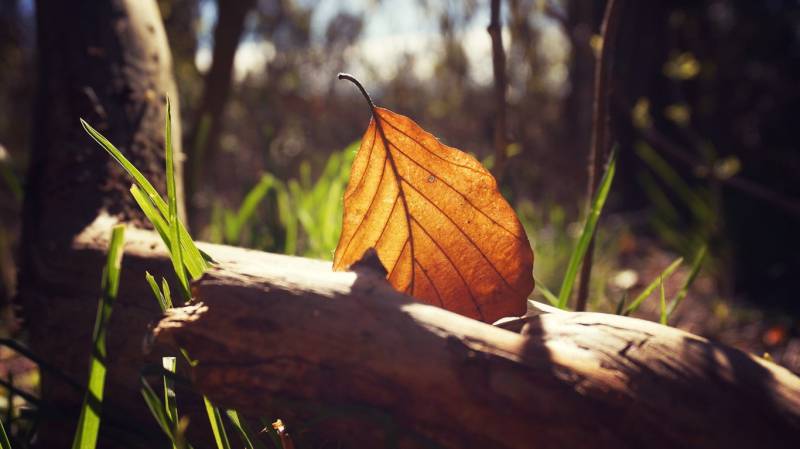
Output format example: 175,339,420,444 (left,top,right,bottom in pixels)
658,277,668,325
204,397,232,449
624,256,683,315
614,291,627,315
0,412,11,449
145,271,169,311
223,174,276,243
164,99,189,298
71,225,126,449
666,244,707,322
163,357,179,449
141,376,190,449
226,410,266,449
533,276,559,307
557,147,617,309
162,278,173,309
636,143,711,222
